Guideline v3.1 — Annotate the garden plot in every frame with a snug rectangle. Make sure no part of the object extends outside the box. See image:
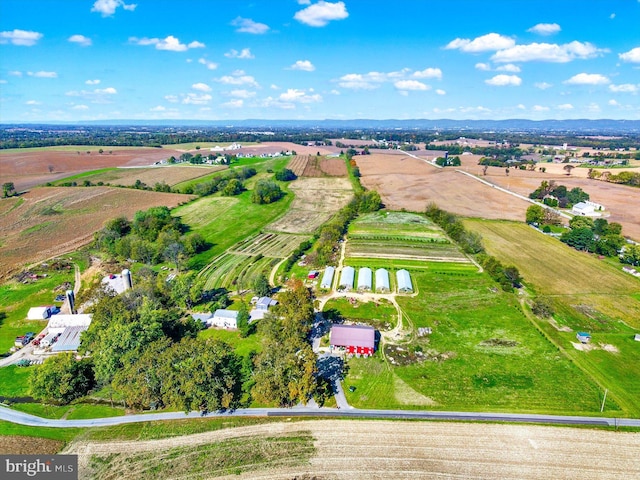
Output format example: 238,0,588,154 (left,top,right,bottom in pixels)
267,177,353,234
231,232,308,258
201,253,277,291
